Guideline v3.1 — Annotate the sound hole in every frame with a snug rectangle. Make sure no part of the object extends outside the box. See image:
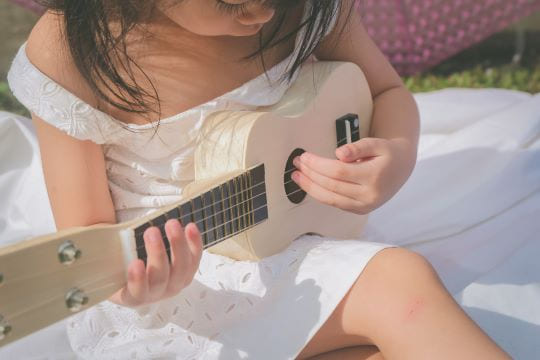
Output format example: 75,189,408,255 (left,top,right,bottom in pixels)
284,148,307,204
